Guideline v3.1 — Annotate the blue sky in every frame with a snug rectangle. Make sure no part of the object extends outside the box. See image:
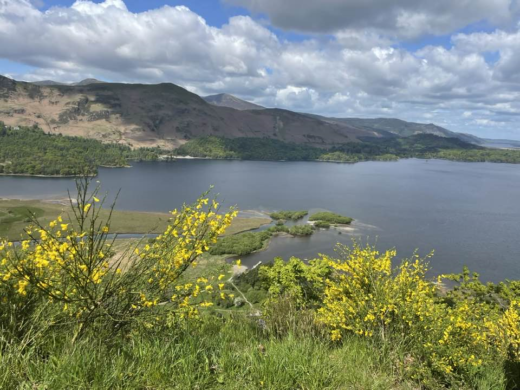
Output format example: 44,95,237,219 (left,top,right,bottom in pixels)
1,0,520,139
